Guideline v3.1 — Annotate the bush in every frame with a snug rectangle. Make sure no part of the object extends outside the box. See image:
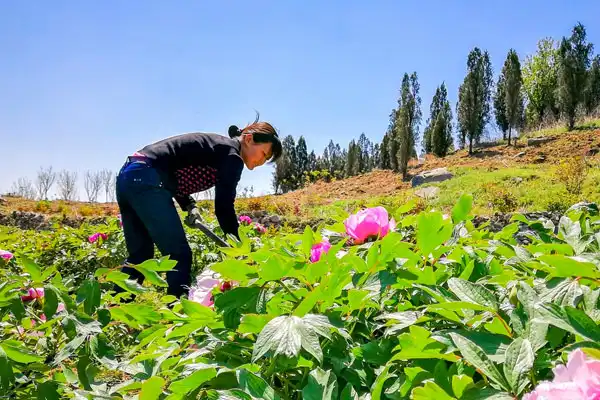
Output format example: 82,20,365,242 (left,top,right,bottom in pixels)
555,155,589,195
